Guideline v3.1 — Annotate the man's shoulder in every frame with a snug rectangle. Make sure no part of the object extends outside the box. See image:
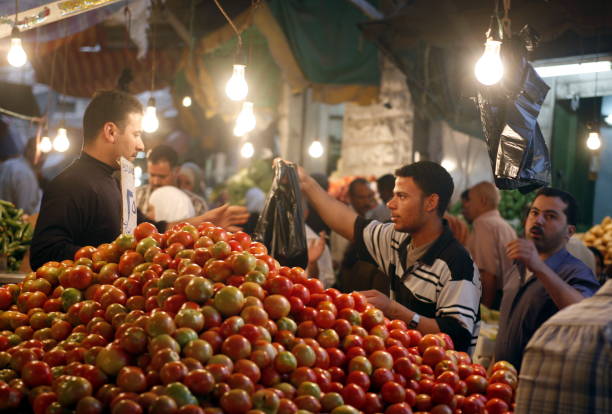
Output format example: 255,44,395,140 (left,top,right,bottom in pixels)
435,238,477,282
